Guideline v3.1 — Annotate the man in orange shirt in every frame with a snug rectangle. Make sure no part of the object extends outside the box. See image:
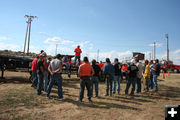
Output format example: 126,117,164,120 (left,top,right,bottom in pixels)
78,56,94,102
73,45,82,66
